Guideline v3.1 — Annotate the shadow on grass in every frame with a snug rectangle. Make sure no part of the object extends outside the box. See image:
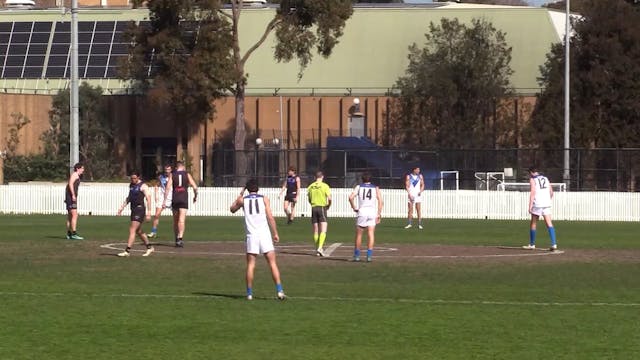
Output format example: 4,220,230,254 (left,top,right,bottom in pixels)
193,292,247,300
